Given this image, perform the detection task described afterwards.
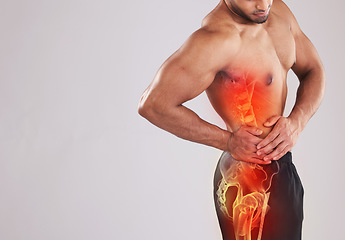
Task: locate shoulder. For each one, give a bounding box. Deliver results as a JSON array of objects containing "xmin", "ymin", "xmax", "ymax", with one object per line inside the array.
[
  {"xmin": 169, "ymin": 26, "xmax": 239, "ymax": 72},
  {"xmin": 175, "ymin": 18, "xmax": 241, "ymax": 63},
  {"xmin": 164, "ymin": 8, "xmax": 241, "ymax": 72},
  {"xmin": 271, "ymin": 0, "xmax": 294, "ymax": 18},
  {"xmin": 184, "ymin": 27, "xmax": 239, "ymax": 50},
  {"xmin": 271, "ymin": 0, "xmax": 301, "ymax": 33},
  {"xmin": 201, "ymin": 6, "xmax": 240, "ymax": 37},
  {"xmin": 179, "ymin": 9, "xmax": 241, "ymax": 56}
]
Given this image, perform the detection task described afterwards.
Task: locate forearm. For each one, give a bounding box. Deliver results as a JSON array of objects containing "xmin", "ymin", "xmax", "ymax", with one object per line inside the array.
[
  {"xmin": 289, "ymin": 67, "xmax": 326, "ymax": 131},
  {"xmin": 139, "ymin": 103, "xmax": 231, "ymax": 151}
]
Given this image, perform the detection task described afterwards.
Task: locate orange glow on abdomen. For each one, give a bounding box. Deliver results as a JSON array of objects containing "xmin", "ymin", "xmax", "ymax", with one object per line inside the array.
[{"xmin": 206, "ymin": 71, "xmax": 282, "ymax": 136}]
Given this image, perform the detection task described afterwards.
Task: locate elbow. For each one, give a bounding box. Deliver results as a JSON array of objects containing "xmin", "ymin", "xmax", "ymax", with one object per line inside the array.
[
  {"xmin": 301, "ymin": 63, "xmax": 326, "ymax": 85},
  {"xmin": 138, "ymin": 95, "xmax": 151, "ymax": 119},
  {"xmin": 138, "ymin": 92, "xmax": 162, "ymax": 121},
  {"xmin": 138, "ymin": 103, "xmax": 150, "ymax": 120},
  {"xmin": 138, "ymin": 86, "xmax": 176, "ymax": 123},
  {"xmin": 314, "ymin": 63, "xmax": 326, "ymax": 91},
  {"xmin": 316, "ymin": 61, "xmax": 326, "ymax": 82},
  {"xmin": 315, "ymin": 62, "xmax": 326, "ymax": 80}
]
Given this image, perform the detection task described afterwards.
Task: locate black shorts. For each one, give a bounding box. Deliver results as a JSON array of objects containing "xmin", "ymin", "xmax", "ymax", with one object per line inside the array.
[{"xmin": 213, "ymin": 151, "xmax": 304, "ymax": 240}]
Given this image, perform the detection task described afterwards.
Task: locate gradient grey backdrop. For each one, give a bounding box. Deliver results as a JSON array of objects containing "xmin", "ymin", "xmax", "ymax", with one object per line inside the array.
[{"xmin": 0, "ymin": 0, "xmax": 343, "ymax": 239}]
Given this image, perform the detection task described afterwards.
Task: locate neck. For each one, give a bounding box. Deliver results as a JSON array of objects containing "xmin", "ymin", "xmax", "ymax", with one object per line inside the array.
[
  {"xmin": 223, "ymin": 0, "xmax": 239, "ymax": 17},
  {"xmin": 222, "ymin": 0, "xmax": 253, "ymax": 25}
]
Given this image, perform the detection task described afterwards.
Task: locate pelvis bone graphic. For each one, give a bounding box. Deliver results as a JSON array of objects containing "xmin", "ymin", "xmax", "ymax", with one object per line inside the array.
[{"xmin": 216, "ymin": 152, "xmax": 279, "ymax": 240}]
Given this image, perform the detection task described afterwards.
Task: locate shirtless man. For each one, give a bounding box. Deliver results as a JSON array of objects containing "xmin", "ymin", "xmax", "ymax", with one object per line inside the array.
[{"xmin": 138, "ymin": 0, "xmax": 325, "ymax": 239}]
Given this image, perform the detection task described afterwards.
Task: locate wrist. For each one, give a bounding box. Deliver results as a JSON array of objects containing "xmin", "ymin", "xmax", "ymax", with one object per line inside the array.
[
  {"xmin": 221, "ymin": 130, "xmax": 232, "ymax": 152},
  {"xmin": 288, "ymin": 106, "xmax": 309, "ymax": 131},
  {"xmin": 287, "ymin": 115, "xmax": 304, "ymax": 134}
]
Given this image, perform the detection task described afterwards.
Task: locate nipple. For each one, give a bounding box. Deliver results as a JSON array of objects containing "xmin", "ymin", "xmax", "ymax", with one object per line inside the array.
[{"xmin": 266, "ymin": 75, "xmax": 273, "ymax": 85}]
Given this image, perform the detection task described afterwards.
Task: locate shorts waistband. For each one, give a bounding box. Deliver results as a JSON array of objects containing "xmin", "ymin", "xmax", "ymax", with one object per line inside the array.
[
  {"xmin": 220, "ymin": 151, "xmax": 293, "ymax": 164},
  {"xmin": 277, "ymin": 151, "xmax": 292, "ymax": 163}
]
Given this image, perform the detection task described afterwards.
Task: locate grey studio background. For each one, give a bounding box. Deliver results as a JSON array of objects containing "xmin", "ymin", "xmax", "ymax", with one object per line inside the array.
[{"xmin": 0, "ymin": 0, "xmax": 343, "ymax": 239}]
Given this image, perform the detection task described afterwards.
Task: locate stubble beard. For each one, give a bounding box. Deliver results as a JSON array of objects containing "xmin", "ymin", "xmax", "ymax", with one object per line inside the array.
[
  {"xmin": 230, "ymin": 2, "xmax": 270, "ymax": 24},
  {"xmin": 253, "ymin": 14, "xmax": 269, "ymax": 24}
]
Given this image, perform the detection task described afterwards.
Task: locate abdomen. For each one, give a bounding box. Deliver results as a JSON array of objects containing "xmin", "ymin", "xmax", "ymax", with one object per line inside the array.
[{"xmin": 206, "ymin": 70, "xmax": 287, "ymax": 138}]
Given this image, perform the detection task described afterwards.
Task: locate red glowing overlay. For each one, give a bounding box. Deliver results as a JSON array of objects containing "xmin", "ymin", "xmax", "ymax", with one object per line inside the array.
[
  {"xmin": 207, "ymin": 70, "xmax": 284, "ymax": 134},
  {"xmin": 210, "ymin": 70, "xmax": 283, "ymax": 240}
]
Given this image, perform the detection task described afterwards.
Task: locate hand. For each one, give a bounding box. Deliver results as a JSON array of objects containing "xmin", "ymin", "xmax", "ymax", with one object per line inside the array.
[
  {"xmin": 256, "ymin": 116, "xmax": 301, "ymax": 161},
  {"xmin": 227, "ymin": 125, "xmax": 271, "ymax": 164}
]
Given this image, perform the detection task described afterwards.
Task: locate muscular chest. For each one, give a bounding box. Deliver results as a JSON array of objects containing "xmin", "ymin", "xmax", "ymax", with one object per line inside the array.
[
  {"xmin": 232, "ymin": 19, "xmax": 296, "ymax": 72},
  {"xmin": 206, "ymin": 22, "xmax": 294, "ymax": 119},
  {"xmin": 265, "ymin": 19, "xmax": 296, "ymax": 70}
]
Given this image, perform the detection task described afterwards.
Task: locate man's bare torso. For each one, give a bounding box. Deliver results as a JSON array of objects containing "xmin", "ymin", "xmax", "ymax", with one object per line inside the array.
[
  {"xmin": 139, "ymin": 0, "xmax": 324, "ymax": 163},
  {"xmin": 204, "ymin": 1, "xmax": 295, "ymax": 138}
]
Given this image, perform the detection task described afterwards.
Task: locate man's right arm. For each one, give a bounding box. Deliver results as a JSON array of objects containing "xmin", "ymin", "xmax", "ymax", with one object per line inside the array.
[{"xmin": 138, "ymin": 28, "xmax": 268, "ymax": 164}]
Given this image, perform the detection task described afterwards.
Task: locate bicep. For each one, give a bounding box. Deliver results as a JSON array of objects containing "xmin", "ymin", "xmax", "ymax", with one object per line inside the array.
[
  {"xmin": 148, "ymin": 30, "xmax": 232, "ymax": 107},
  {"xmin": 151, "ymin": 55, "xmax": 215, "ymax": 107},
  {"xmin": 291, "ymin": 29, "xmax": 323, "ymax": 79},
  {"xmin": 286, "ymin": 8, "xmax": 323, "ymax": 79}
]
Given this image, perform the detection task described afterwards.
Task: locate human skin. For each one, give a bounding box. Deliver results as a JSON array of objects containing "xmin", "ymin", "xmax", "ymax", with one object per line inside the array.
[{"xmin": 138, "ymin": 0, "xmax": 325, "ymax": 164}]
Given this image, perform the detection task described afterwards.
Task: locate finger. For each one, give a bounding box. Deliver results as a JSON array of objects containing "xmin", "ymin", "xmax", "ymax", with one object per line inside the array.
[
  {"xmin": 272, "ymin": 144, "xmax": 291, "ymax": 160},
  {"xmin": 251, "ymin": 135, "xmax": 263, "ymax": 145},
  {"xmin": 263, "ymin": 115, "xmax": 281, "ymax": 127},
  {"xmin": 253, "ymin": 150, "xmax": 266, "ymax": 160},
  {"xmin": 257, "ymin": 130, "xmax": 280, "ymax": 149},
  {"xmin": 257, "ymin": 135, "xmax": 283, "ymax": 155},
  {"xmin": 264, "ymin": 143, "xmax": 289, "ymax": 161},
  {"xmin": 246, "ymin": 157, "xmax": 272, "ymax": 165},
  {"xmin": 239, "ymin": 144, "xmax": 264, "ymax": 159},
  {"xmin": 250, "ymin": 151, "xmax": 267, "ymax": 161},
  {"xmin": 272, "ymin": 149, "xmax": 288, "ymax": 161},
  {"xmin": 255, "ymin": 149, "xmax": 270, "ymax": 159},
  {"xmin": 244, "ymin": 126, "xmax": 263, "ymax": 136},
  {"xmin": 246, "ymin": 137, "xmax": 265, "ymax": 153}
]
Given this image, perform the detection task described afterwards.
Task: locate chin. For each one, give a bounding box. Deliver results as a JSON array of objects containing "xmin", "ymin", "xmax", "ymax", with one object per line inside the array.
[{"xmin": 254, "ymin": 15, "xmax": 269, "ymax": 24}]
